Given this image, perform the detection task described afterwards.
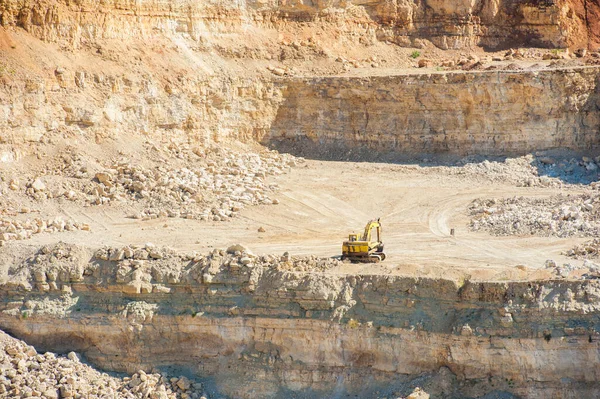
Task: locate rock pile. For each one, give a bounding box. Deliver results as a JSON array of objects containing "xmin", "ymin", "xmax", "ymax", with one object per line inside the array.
[
  {"xmin": 469, "ymin": 194, "xmax": 600, "ymax": 237},
  {"xmin": 0, "ymin": 329, "xmax": 210, "ymax": 399},
  {"xmin": 533, "ymin": 155, "xmax": 600, "ymax": 185},
  {"xmin": 451, "ymin": 155, "xmax": 544, "ymax": 186},
  {"xmin": 0, "ymin": 216, "xmax": 89, "ymax": 244},
  {"xmin": 543, "ymin": 259, "xmax": 600, "ymax": 279},
  {"xmin": 565, "ymin": 239, "xmax": 600, "ymax": 259},
  {"xmin": 86, "ymin": 148, "xmax": 297, "ymax": 221},
  {"xmin": 443, "ymin": 154, "xmax": 600, "ymax": 187},
  {"xmin": 274, "ymin": 253, "xmax": 343, "ymax": 272},
  {"xmin": 6, "ymin": 175, "xmax": 80, "ymax": 202},
  {"xmin": 12, "ymin": 147, "xmax": 298, "ymax": 222},
  {"xmin": 7, "ymin": 242, "xmax": 343, "ymax": 295}
]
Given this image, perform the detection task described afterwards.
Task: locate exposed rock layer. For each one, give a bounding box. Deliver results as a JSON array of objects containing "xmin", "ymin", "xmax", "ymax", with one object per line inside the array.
[
  {"xmin": 266, "ymin": 67, "xmax": 600, "ymax": 157},
  {"xmin": 0, "ymin": 72, "xmax": 281, "ymax": 146},
  {"xmin": 2, "ymin": 244, "xmax": 600, "ymax": 398},
  {"xmin": 0, "ymin": 0, "xmax": 596, "ymax": 50},
  {"xmin": 3, "ymin": 63, "xmax": 600, "ymax": 157}
]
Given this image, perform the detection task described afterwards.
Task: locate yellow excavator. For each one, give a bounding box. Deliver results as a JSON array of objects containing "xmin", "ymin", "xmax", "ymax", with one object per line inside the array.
[{"xmin": 341, "ymin": 218, "xmax": 386, "ymax": 263}]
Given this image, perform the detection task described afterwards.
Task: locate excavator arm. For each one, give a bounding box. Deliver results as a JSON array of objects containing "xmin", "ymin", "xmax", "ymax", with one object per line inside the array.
[{"xmin": 362, "ymin": 218, "xmax": 381, "ymax": 242}]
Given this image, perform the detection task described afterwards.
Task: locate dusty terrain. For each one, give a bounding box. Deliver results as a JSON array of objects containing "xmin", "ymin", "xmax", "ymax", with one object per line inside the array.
[
  {"xmin": 3, "ymin": 143, "xmax": 598, "ymax": 282},
  {"xmin": 1, "ymin": 0, "xmax": 600, "ymax": 398}
]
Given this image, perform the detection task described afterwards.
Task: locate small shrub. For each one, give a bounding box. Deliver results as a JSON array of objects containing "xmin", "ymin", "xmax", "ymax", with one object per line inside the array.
[
  {"xmin": 410, "ymin": 50, "xmax": 421, "ymax": 59},
  {"xmin": 347, "ymin": 318, "xmax": 361, "ymax": 328}
]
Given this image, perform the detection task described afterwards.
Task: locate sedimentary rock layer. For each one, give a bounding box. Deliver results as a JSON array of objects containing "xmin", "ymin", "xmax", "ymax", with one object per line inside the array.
[
  {"xmin": 3, "ymin": 62, "xmax": 600, "ymax": 157},
  {"xmin": 0, "ymin": 0, "xmax": 596, "ymax": 49},
  {"xmin": 0, "ymin": 72, "xmax": 282, "ymax": 145},
  {"xmin": 2, "ymin": 244, "xmax": 600, "ymax": 398},
  {"xmin": 266, "ymin": 67, "xmax": 600, "ymax": 157}
]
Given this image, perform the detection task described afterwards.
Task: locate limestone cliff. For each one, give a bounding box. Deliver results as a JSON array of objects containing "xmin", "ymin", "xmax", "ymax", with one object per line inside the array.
[
  {"xmin": 266, "ymin": 67, "xmax": 600, "ymax": 158},
  {"xmin": 0, "ymin": 0, "xmax": 596, "ymax": 50},
  {"xmin": 3, "ymin": 59, "xmax": 600, "ymax": 157},
  {"xmin": 0, "ymin": 71, "xmax": 281, "ymax": 146},
  {"xmin": 2, "ymin": 243, "xmax": 600, "ymax": 398}
]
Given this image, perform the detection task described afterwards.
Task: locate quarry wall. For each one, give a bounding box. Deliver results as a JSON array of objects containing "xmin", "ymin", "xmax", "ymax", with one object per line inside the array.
[
  {"xmin": 2, "ymin": 246, "xmax": 600, "ymax": 398},
  {"xmin": 265, "ymin": 68, "xmax": 600, "ymax": 158},
  {"xmin": 2, "ymin": 65, "xmax": 599, "ymax": 157},
  {"xmin": 0, "ymin": 0, "xmax": 597, "ymax": 50}
]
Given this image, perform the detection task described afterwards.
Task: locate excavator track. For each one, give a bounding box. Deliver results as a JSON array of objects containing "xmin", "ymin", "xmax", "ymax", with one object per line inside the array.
[
  {"xmin": 343, "ymin": 253, "xmax": 386, "ymax": 263},
  {"xmin": 368, "ymin": 252, "xmax": 386, "ymax": 262}
]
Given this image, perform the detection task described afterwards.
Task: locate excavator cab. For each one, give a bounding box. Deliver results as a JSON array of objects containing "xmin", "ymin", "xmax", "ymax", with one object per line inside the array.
[{"xmin": 341, "ymin": 218, "xmax": 386, "ymax": 263}]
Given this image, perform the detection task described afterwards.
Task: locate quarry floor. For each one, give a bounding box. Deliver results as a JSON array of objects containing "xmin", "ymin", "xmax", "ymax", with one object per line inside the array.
[{"xmin": 19, "ymin": 157, "xmax": 585, "ymax": 282}]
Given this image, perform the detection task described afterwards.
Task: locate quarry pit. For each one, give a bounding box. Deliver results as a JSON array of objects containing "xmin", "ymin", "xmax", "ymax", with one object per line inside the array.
[{"xmin": 1, "ymin": 0, "xmax": 600, "ymax": 398}]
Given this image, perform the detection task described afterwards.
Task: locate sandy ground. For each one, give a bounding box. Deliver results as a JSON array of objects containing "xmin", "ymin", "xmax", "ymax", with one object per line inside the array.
[{"xmin": 15, "ymin": 159, "xmax": 584, "ymax": 282}]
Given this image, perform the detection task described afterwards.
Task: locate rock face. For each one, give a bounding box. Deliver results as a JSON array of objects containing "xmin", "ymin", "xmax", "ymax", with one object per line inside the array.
[
  {"xmin": 4, "ymin": 59, "xmax": 599, "ymax": 158},
  {"xmin": 3, "ymin": 243, "xmax": 600, "ymax": 398},
  {"xmin": 0, "ymin": 72, "xmax": 282, "ymax": 147},
  {"xmin": 265, "ymin": 68, "xmax": 600, "ymax": 157},
  {"xmin": 0, "ymin": 0, "xmax": 596, "ymax": 50}
]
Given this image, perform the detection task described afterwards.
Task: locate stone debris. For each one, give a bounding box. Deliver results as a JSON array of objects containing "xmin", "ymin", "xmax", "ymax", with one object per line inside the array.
[
  {"xmin": 267, "ymin": 65, "xmax": 296, "ymax": 76},
  {"xmin": 83, "ymin": 147, "xmax": 297, "ymax": 221},
  {"xmin": 441, "ymin": 154, "xmax": 600, "ymax": 187},
  {"xmin": 405, "ymin": 387, "xmax": 430, "ymax": 399},
  {"xmin": 565, "ymin": 239, "xmax": 600, "ymax": 259},
  {"xmin": 533, "ymin": 155, "xmax": 600, "ymax": 185},
  {"xmin": 5, "ymin": 242, "xmax": 343, "ymax": 296},
  {"xmin": 469, "ymin": 194, "xmax": 600, "ymax": 237},
  {"xmin": 12, "ymin": 146, "xmax": 298, "ymax": 222},
  {"xmin": 0, "ymin": 329, "xmax": 211, "ymax": 399},
  {"xmin": 0, "ymin": 216, "xmax": 89, "ymax": 244},
  {"xmin": 446, "ymin": 155, "xmax": 544, "ymax": 186},
  {"xmin": 30, "ymin": 178, "xmax": 46, "ymax": 192},
  {"xmin": 543, "ymin": 259, "xmax": 600, "ymax": 279}
]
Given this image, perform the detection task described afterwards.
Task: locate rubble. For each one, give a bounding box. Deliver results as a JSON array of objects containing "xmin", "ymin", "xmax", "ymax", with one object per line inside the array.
[
  {"xmin": 442, "ymin": 153, "xmax": 600, "ymax": 187},
  {"xmin": 469, "ymin": 194, "xmax": 600, "ymax": 237},
  {"xmin": 0, "ymin": 329, "xmax": 211, "ymax": 399},
  {"xmin": 9, "ymin": 146, "xmax": 298, "ymax": 223},
  {"xmin": 6, "ymin": 243, "xmax": 343, "ymax": 296},
  {"xmin": 75, "ymin": 147, "xmax": 298, "ymax": 221},
  {"xmin": 0, "ymin": 216, "xmax": 89, "ymax": 244},
  {"xmin": 542, "ymin": 258, "xmax": 600, "ymax": 279},
  {"xmin": 448, "ymin": 155, "xmax": 543, "ymax": 186},
  {"xmin": 565, "ymin": 239, "xmax": 600, "ymax": 259},
  {"xmin": 405, "ymin": 387, "xmax": 430, "ymax": 399}
]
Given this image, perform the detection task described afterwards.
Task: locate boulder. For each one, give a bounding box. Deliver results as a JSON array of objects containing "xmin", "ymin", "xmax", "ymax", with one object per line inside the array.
[
  {"xmin": 31, "ymin": 178, "xmax": 46, "ymax": 192},
  {"xmin": 227, "ymin": 244, "xmax": 250, "ymax": 254}
]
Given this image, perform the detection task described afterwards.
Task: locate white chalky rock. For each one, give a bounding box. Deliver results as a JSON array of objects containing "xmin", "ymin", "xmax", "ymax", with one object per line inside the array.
[
  {"xmin": 227, "ymin": 244, "xmax": 250, "ymax": 254},
  {"xmin": 240, "ymin": 257, "xmax": 252, "ymax": 265},
  {"xmin": 31, "ymin": 178, "xmax": 46, "ymax": 192}
]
